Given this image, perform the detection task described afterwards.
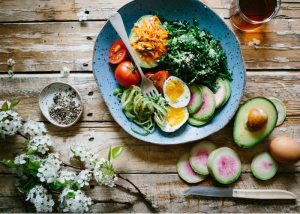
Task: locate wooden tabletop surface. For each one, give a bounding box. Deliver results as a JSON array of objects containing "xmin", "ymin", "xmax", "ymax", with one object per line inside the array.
[{"xmin": 0, "ymin": 0, "xmax": 299, "ymax": 212}]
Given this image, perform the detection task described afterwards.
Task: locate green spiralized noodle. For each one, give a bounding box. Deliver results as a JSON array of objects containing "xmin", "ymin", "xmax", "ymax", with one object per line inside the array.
[{"xmin": 115, "ymin": 86, "xmax": 168, "ymax": 135}]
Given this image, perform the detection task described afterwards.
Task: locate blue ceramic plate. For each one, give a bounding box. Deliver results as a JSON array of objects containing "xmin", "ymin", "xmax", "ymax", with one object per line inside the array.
[{"xmin": 93, "ymin": 0, "xmax": 245, "ymax": 145}]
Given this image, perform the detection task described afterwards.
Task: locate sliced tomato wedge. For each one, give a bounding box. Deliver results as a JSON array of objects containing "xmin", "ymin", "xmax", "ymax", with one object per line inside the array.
[
  {"xmin": 145, "ymin": 70, "xmax": 169, "ymax": 93},
  {"xmin": 109, "ymin": 40, "xmax": 127, "ymax": 64}
]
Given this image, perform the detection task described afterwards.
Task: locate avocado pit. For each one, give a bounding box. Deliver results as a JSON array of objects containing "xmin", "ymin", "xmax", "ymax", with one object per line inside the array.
[{"xmin": 246, "ymin": 108, "xmax": 268, "ymax": 131}]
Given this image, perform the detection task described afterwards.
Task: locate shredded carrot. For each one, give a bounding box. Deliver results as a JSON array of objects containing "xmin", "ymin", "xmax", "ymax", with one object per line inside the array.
[{"xmin": 131, "ymin": 16, "xmax": 168, "ymax": 65}]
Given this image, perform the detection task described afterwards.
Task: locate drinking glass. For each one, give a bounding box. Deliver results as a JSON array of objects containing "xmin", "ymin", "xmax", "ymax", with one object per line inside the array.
[{"xmin": 230, "ymin": 0, "xmax": 281, "ymax": 32}]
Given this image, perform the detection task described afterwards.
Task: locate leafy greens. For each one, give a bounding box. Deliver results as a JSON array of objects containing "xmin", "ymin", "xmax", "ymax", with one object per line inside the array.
[{"xmin": 159, "ymin": 19, "xmax": 231, "ymax": 92}]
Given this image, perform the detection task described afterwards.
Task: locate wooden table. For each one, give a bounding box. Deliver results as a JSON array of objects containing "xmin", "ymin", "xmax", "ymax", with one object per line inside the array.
[{"xmin": 0, "ymin": 0, "xmax": 299, "ymax": 212}]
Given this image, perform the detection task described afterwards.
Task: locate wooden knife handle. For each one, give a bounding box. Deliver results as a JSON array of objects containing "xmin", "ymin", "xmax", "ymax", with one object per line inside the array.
[{"xmin": 233, "ymin": 189, "xmax": 297, "ymax": 199}]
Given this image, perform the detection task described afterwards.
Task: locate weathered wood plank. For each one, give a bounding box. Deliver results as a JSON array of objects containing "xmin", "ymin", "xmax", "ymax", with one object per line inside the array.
[
  {"xmin": 0, "ymin": 72, "xmax": 299, "ymax": 122},
  {"xmin": 0, "ymin": 120, "xmax": 299, "ymax": 173},
  {"xmin": 0, "ymin": 19, "xmax": 299, "ymax": 72},
  {"xmin": 0, "ymin": 0, "xmax": 299, "ymax": 22},
  {"xmin": 0, "ymin": 174, "xmax": 299, "ymax": 213}
]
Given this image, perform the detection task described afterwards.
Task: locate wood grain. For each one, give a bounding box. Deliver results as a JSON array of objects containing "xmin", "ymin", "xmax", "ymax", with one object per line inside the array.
[
  {"xmin": 0, "ymin": 72, "xmax": 299, "ymax": 122},
  {"xmin": 1, "ymin": 120, "xmax": 299, "ymax": 174},
  {"xmin": 0, "ymin": 19, "xmax": 299, "ymax": 72},
  {"xmin": 0, "ymin": 0, "xmax": 298, "ymax": 22},
  {"xmin": 0, "ymin": 174, "xmax": 299, "ymax": 213}
]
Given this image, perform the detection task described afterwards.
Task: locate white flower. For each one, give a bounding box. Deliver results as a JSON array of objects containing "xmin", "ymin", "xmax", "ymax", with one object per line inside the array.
[
  {"xmin": 23, "ymin": 120, "xmax": 47, "ymax": 137},
  {"xmin": 208, "ymin": 49, "xmax": 216, "ymax": 58},
  {"xmin": 26, "ymin": 185, "xmax": 54, "ymax": 213},
  {"xmin": 27, "ymin": 135, "xmax": 52, "ymax": 154},
  {"xmin": 75, "ymin": 170, "xmax": 92, "ymax": 188},
  {"xmin": 14, "ymin": 154, "xmax": 40, "ymax": 165},
  {"xmin": 60, "ymin": 188, "xmax": 92, "ymax": 213},
  {"xmin": 70, "ymin": 146, "xmax": 97, "ymax": 169},
  {"xmin": 7, "ymin": 58, "xmax": 15, "ymax": 67},
  {"xmin": 60, "ymin": 67, "xmax": 70, "ymax": 78},
  {"xmin": 37, "ymin": 153, "xmax": 62, "ymax": 183},
  {"xmin": 0, "ymin": 110, "xmax": 22, "ymax": 137},
  {"xmin": 93, "ymin": 158, "xmax": 117, "ymax": 187},
  {"xmin": 8, "ymin": 70, "xmax": 14, "ymax": 78},
  {"xmin": 77, "ymin": 10, "xmax": 89, "ymax": 22},
  {"xmin": 57, "ymin": 169, "xmax": 76, "ymax": 184}
]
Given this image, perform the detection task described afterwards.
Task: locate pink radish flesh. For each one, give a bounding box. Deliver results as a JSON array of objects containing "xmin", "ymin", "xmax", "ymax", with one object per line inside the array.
[
  {"xmin": 194, "ymin": 150, "xmax": 209, "ymax": 168},
  {"xmin": 195, "ymin": 93, "xmax": 210, "ymax": 115},
  {"xmin": 217, "ymin": 155, "xmax": 239, "ymax": 178},
  {"xmin": 262, "ymin": 161, "xmax": 273, "ymax": 170},
  {"xmin": 182, "ymin": 159, "xmax": 199, "ymax": 177}
]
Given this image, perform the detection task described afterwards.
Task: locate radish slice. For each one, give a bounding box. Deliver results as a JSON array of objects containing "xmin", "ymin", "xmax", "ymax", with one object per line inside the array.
[
  {"xmin": 177, "ymin": 153, "xmax": 206, "ymax": 184},
  {"xmin": 251, "ymin": 152, "xmax": 278, "ymax": 180},
  {"xmin": 189, "ymin": 141, "xmax": 216, "ymax": 175},
  {"xmin": 207, "ymin": 147, "xmax": 241, "ymax": 184}
]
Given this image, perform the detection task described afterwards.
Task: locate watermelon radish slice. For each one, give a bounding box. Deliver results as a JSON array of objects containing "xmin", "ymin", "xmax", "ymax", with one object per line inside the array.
[
  {"xmin": 177, "ymin": 153, "xmax": 206, "ymax": 184},
  {"xmin": 207, "ymin": 147, "xmax": 241, "ymax": 184},
  {"xmin": 268, "ymin": 97, "xmax": 286, "ymax": 126},
  {"xmin": 192, "ymin": 86, "xmax": 216, "ymax": 121},
  {"xmin": 251, "ymin": 152, "xmax": 278, "ymax": 180},
  {"xmin": 214, "ymin": 78, "xmax": 231, "ymax": 109},
  {"xmin": 188, "ymin": 117, "xmax": 208, "ymax": 127},
  {"xmin": 189, "ymin": 141, "xmax": 217, "ymax": 175},
  {"xmin": 188, "ymin": 84, "xmax": 203, "ymax": 114}
]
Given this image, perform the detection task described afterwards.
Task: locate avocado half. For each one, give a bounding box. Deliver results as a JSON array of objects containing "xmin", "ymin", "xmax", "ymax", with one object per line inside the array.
[
  {"xmin": 129, "ymin": 15, "xmax": 160, "ymax": 68},
  {"xmin": 233, "ymin": 97, "xmax": 278, "ymax": 148}
]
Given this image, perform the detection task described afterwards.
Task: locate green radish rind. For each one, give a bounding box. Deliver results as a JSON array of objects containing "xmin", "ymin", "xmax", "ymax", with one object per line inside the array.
[
  {"xmin": 188, "ymin": 117, "xmax": 209, "ymax": 127},
  {"xmin": 189, "ymin": 141, "xmax": 217, "ymax": 176},
  {"xmin": 207, "ymin": 147, "xmax": 241, "ymax": 185},
  {"xmin": 233, "ymin": 97, "xmax": 278, "ymax": 148},
  {"xmin": 192, "ymin": 85, "xmax": 216, "ymax": 121},
  {"xmin": 177, "ymin": 153, "xmax": 206, "ymax": 184},
  {"xmin": 251, "ymin": 152, "xmax": 278, "ymax": 181},
  {"xmin": 268, "ymin": 97, "xmax": 286, "ymax": 126},
  {"xmin": 188, "ymin": 84, "xmax": 203, "ymax": 114},
  {"xmin": 129, "ymin": 15, "xmax": 159, "ymax": 68},
  {"xmin": 214, "ymin": 78, "xmax": 231, "ymax": 109}
]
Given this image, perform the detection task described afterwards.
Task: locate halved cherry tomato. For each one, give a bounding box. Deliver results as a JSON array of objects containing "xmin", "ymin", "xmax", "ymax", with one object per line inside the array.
[
  {"xmin": 148, "ymin": 70, "xmax": 170, "ymax": 93},
  {"xmin": 109, "ymin": 40, "xmax": 127, "ymax": 64},
  {"xmin": 115, "ymin": 61, "xmax": 141, "ymax": 87}
]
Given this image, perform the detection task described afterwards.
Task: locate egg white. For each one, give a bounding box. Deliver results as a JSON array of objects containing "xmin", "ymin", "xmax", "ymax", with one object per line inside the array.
[
  {"xmin": 163, "ymin": 76, "xmax": 191, "ymax": 108},
  {"xmin": 158, "ymin": 107, "xmax": 189, "ymax": 133}
]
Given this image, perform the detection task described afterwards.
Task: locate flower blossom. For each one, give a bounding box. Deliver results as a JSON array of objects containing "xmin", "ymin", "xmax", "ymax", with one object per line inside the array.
[
  {"xmin": 93, "ymin": 158, "xmax": 117, "ymax": 187},
  {"xmin": 14, "ymin": 154, "xmax": 40, "ymax": 165},
  {"xmin": 59, "ymin": 188, "xmax": 92, "ymax": 213},
  {"xmin": 23, "ymin": 120, "xmax": 47, "ymax": 137},
  {"xmin": 7, "ymin": 58, "xmax": 15, "ymax": 67},
  {"xmin": 37, "ymin": 153, "xmax": 62, "ymax": 183},
  {"xmin": 0, "ymin": 109, "xmax": 22, "ymax": 137},
  {"xmin": 26, "ymin": 185, "xmax": 55, "ymax": 213},
  {"xmin": 75, "ymin": 169, "xmax": 92, "ymax": 188},
  {"xmin": 70, "ymin": 146, "xmax": 97, "ymax": 169},
  {"xmin": 57, "ymin": 169, "xmax": 76, "ymax": 184},
  {"xmin": 27, "ymin": 135, "xmax": 52, "ymax": 154}
]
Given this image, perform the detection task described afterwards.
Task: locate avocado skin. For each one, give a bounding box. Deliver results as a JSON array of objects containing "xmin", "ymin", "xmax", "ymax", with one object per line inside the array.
[{"xmin": 233, "ymin": 97, "xmax": 278, "ymax": 148}]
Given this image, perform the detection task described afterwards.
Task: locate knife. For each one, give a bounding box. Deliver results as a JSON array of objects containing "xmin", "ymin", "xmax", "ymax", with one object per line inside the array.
[{"xmin": 183, "ymin": 186, "xmax": 297, "ymax": 200}]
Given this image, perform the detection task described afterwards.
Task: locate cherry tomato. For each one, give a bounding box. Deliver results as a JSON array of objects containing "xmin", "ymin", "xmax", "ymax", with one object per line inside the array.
[
  {"xmin": 151, "ymin": 70, "xmax": 170, "ymax": 93},
  {"xmin": 115, "ymin": 61, "xmax": 141, "ymax": 87},
  {"xmin": 109, "ymin": 40, "xmax": 127, "ymax": 64}
]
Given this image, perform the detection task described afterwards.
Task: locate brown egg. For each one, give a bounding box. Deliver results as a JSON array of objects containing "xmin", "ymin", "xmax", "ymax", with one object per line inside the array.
[{"xmin": 270, "ymin": 136, "xmax": 300, "ymax": 164}]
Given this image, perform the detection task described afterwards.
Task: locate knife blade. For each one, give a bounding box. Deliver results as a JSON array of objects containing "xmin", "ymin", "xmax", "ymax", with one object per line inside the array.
[{"xmin": 183, "ymin": 186, "xmax": 297, "ymax": 200}]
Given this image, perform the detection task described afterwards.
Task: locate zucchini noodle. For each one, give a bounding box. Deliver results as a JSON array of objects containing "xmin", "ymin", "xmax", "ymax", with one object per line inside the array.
[{"xmin": 114, "ymin": 86, "xmax": 168, "ymax": 135}]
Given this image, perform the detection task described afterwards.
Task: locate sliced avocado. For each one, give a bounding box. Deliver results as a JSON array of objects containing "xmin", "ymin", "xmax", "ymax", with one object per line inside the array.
[
  {"xmin": 129, "ymin": 15, "xmax": 160, "ymax": 68},
  {"xmin": 233, "ymin": 97, "xmax": 278, "ymax": 148}
]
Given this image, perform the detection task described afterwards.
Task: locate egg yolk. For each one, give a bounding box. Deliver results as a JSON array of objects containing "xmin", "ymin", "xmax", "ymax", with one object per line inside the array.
[
  {"xmin": 166, "ymin": 80, "xmax": 184, "ymax": 102},
  {"xmin": 166, "ymin": 107, "xmax": 186, "ymax": 126}
]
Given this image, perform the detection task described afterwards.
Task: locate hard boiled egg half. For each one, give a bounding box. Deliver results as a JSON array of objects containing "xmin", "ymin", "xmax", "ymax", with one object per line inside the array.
[
  {"xmin": 158, "ymin": 106, "xmax": 189, "ymax": 132},
  {"xmin": 163, "ymin": 76, "xmax": 191, "ymax": 108}
]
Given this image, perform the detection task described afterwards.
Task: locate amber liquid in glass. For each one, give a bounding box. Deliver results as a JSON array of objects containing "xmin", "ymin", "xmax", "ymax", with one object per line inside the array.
[{"xmin": 231, "ymin": 0, "xmax": 278, "ymax": 31}]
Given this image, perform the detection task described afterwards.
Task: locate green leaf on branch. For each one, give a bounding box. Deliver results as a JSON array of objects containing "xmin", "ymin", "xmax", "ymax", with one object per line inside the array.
[
  {"xmin": 1, "ymin": 101, "xmax": 8, "ymax": 111},
  {"xmin": 111, "ymin": 146, "xmax": 124, "ymax": 159},
  {"xmin": 17, "ymin": 179, "xmax": 37, "ymax": 194},
  {"xmin": 9, "ymin": 99, "xmax": 20, "ymax": 109},
  {"xmin": 51, "ymin": 181, "xmax": 64, "ymax": 190},
  {"xmin": 67, "ymin": 191, "xmax": 76, "ymax": 199},
  {"xmin": 0, "ymin": 160, "xmax": 17, "ymax": 169}
]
